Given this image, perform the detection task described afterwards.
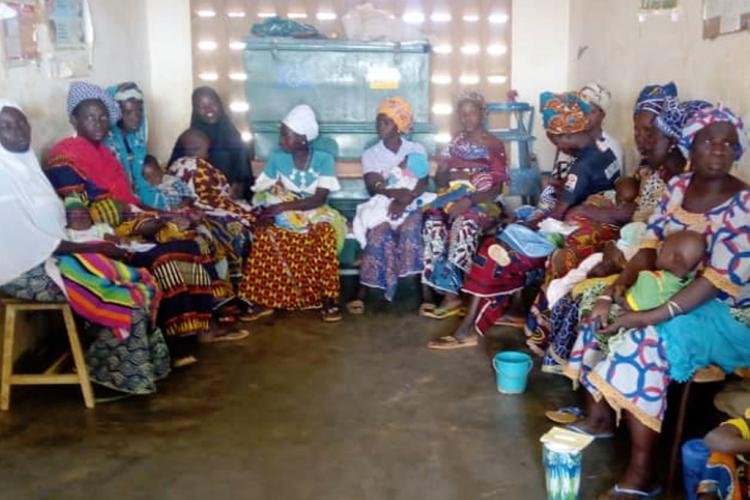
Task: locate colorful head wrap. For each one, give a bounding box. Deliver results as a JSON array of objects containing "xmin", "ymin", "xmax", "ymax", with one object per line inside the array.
[
  {"xmin": 579, "ymin": 82, "xmax": 611, "ymax": 112},
  {"xmin": 63, "ymin": 194, "xmax": 87, "ymax": 212},
  {"xmin": 282, "ymin": 104, "xmax": 319, "ymax": 142},
  {"xmin": 633, "ymin": 82, "xmax": 678, "ymax": 116},
  {"xmin": 654, "ymin": 97, "xmax": 712, "ymax": 140},
  {"xmin": 67, "ymin": 81, "xmax": 122, "ymax": 125},
  {"xmin": 456, "ymin": 90, "xmax": 486, "ymax": 110},
  {"xmin": 90, "ymin": 198, "xmax": 124, "ymax": 227},
  {"xmin": 679, "ymin": 104, "xmax": 749, "ymax": 161},
  {"xmin": 539, "ymin": 91, "xmax": 592, "ymax": 135},
  {"xmin": 112, "ymin": 81, "xmax": 144, "ymax": 103},
  {"xmin": 377, "ymin": 96, "xmax": 413, "ymax": 133}
]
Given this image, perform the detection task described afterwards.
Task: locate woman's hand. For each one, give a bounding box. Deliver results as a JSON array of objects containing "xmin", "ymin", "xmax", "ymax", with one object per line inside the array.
[
  {"xmin": 84, "ymin": 242, "xmax": 129, "ymax": 260},
  {"xmin": 387, "ymin": 188, "xmax": 413, "ymax": 206},
  {"xmin": 132, "ymin": 218, "xmax": 166, "ymax": 238},
  {"xmin": 446, "ymin": 197, "xmax": 472, "ymax": 221},
  {"xmin": 589, "ymin": 297, "xmax": 614, "ymax": 329},
  {"xmin": 258, "ymin": 204, "xmax": 284, "ymax": 222},
  {"xmin": 388, "ymin": 199, "xmax": 406, "ymax": 219},
  {"xmin": 600, "ymin": 310, "xmax": 654, "ymax": 335}
]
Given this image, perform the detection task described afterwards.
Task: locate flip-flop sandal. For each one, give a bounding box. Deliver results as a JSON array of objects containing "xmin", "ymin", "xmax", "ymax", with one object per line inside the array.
[
  {"xmin": 421, "ymin": 306, "xmax": 465, "ymax": 320},
  {"xmin": 419, "ymin": 302, "xmax": 436, "ymax": 316},
  {"xmin": 494, "ymin": 315, "xmax": 526, "ymax": 327},
  {"xmin": 346, "ymin": 300, "xmax": 365, "ymax": 315},
  {"xmin": 564, "ymin": 423, "xmax": 614, "ymax": 440},
  {"xmin": 428, "ymin": 335, "xmax": 478, "ymax": 350},
  {"xmin": 598, "ymin": 485, "xmax": 662, "ymax": 499},
  {"xmin": 172, "ymin": 355, "xmax": 198, "ymax": 368},
  {"xmin": 239, "ymin": 307, "xmax": 274, "ymax": 322},
  {"xmin": 322, "ymin": 305, "xmax": 343, "ymax": 323},
  {"xmin": 217, "ymin": 314, "xmax": 238, "ymax": 325},
  {"xmin": 208, "ymin": 329, "xmax": 250, "ymax": 343},
  {"xmin": 545, "ymin": 406, "xmax": 585, "ymax": 424}
]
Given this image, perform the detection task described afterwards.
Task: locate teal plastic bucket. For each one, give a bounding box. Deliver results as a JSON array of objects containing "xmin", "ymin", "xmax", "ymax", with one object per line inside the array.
[{"xmin": 492, "ymin": 351, "xmax": 533, "ymax": 394}]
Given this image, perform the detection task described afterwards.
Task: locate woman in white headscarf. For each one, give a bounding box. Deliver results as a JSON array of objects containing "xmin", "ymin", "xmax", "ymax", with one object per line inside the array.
[
  {"xmin": 0, "ymin": 100, "xmax": 170, "ymax": 397},
  {"xmin": 237, "ymin": 104, "xmax": 346, "ymax": 322}
]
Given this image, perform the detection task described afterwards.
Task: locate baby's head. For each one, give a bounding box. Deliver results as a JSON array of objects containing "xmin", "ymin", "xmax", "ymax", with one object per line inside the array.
[
  {"xmin": 142, "ymin": 154, "xmax": 163, "ymax": 187},
  {"xmin": 65, "ymin": 195, "xmax": 92, "ymax": 231},
  {"xmin": 588, "ymin": 241, "xmax": 626, "ymax": 278},
  {"xmin": 656, "ymin": 230, "xmax": 706, "ymax": 278},
  {"xmin": 614, "ymin": 176, "xmax": 639, "ymax": 205},
  {"xmin": 173, "ymin": 128, "xmax": 210, "ymax": 162}
]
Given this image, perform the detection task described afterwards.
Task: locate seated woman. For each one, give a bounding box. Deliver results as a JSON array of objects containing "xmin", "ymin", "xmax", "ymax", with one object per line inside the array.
[
  {"xmin": 527, "ymin": 93, "xmax": 711, "ymax": 364},
  {"xmin": 421, "ymin": 91, "xmax": 508, "ymax": 319},
  {"xmin": 168, "ymin": 128, "xmax": 255, "ymax": 313},
  {"xmin": 238, "ymin": 104, "xmax": 345, "ymax": 322},
  {"xmin": 428, "ymin": 90, "xmax": 622, "ymax": 349},
  {"xmin": 191, "ymin": 86, "xmax": 254, "ymax": 200},
  {"xmin": 346, "ymin": 96, "xmax": 428, "ymax": 312},
  {"xmin": 567, "ymin": 106, "xmax": 750, "ymax": 499},
  {"xmin": 0, "ymin": 100, "xmax": 169, "ymax": 397},
  {"xmin": 105, "ymin": 81, "xmax": 166, "ymax": 209},
  {"xmin": 44, "ymin": 82, "xmax": 215, "ymax": 350}
]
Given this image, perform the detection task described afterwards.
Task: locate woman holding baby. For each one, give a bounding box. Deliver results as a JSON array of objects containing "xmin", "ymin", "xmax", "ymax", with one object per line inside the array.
[
  {"xmin": 420, "ymin": 90, "xmax": 508, "ymax": 320},
  {"xmin": 566, "ymin": 105, "xmax": 750, "ymax": 499},
  {"xmin": 347, "ymin": 96, "xmax": 430, "ymax": 312}
]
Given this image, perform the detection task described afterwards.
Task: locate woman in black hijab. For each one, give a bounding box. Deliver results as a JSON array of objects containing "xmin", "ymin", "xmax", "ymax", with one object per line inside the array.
[{"xmin": 187, "ymin": 86, "xmax": 254, "ymax": 200}]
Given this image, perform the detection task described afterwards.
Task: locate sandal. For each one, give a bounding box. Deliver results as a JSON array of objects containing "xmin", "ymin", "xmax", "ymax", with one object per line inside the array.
[
  {"xmin": 216, "ymin": 303, "xmax": 240, "ymax": 324},
  {"xmin": 205, "ymin": 329, "xmax": 250, "ymax": 343},
  {"xmin": 494, "ymin": 315, "xmax": 526, "ymax": 327},
  {"xmin": 418, "ymin": 302, "xmax": 436, "ymax": 316},
  {"xmin": 346, "ymin": 299, "xmax": 365, "ymax": 315},
  {"xmin": 239, "ymin": 306, "xmax": 274, "ymax": 322},
  {"xmin": 172, "ymin": 355, "xmax": 198, "ymax": 368},
  {"xmin": 322, "ymin": 305, "xmax": 343, "ymax": 323},
  {"xmin": 421, "ymin": 305, "xmax": 465, "ymax": 320},
  {"xmin": 564, "ymin": 423, "xmax": 614, "ymax": 440},
  {"xmin": 428, "ymin": 335, "xmax": 478, "ymax": 350},
  {"xmin": 545, "ymin": 406, "xmax": 584, "ymax": 424},
  {"xmin": 597, "ymin": 484, "xmax": 662, "ymax": 499}
]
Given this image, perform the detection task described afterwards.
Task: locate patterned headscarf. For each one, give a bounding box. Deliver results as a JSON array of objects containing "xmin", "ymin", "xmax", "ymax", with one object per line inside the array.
[
  {"xmin": 456, "ymin": 90, "xmax": 486, "ymax": 111},
  {"xmin": 67, "ymin": 81, "xmax": 122, "ymax": 125},
  {"xmin": 654, "ymin": 97, "xmax": 712, "ymax": 140},
  {"xmin": 579, "ymin": 82, "xmax": 611, "ymax": 112},
  {"xmin": 539, "ymin": 91, "xmax": 592, "ymax": 135},
  {"xmin": 377, "ymin": 96, "xmax": 413, "ymax": 133},
  {"xmin": 633, "ymin": 82, "xmax": 678, "ymax": 116},
  {"xmin": 90, "ymin": 198, "xmax": 124, "ymax": 227},
  {"xmin": 112, "ymin": 81, "xmax": 144, "ymax": 103},
  {"xmin": 679, "ymin": 104, "xmax": 749, "ymax": 161}
]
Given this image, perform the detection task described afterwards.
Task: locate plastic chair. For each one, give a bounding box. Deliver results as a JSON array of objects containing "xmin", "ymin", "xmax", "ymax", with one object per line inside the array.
[{"xmin": 484, "ymin": 101, "xmax": 541, "ymax": 204}]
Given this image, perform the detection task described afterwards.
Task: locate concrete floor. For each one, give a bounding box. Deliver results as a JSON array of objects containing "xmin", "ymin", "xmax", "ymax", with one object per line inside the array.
[{"xmin": 0, "ymin": 292, "xmax": 678, "ymax": 500}]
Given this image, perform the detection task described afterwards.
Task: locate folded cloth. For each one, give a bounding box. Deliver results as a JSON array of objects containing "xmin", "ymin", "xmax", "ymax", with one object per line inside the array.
[
  {"xmin": 538, "ymin": 217, "xmax": 580, "ymax": 236},
  {"xmin": 498, "ymin": 223, "xmax": 558, "ymax": 258},
  {"xmin": 546, "ymin": 252, "xmax": 604, "ymax": 308}
]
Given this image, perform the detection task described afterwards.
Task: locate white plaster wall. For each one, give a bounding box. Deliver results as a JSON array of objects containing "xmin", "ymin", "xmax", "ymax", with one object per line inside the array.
[
  {"xmin": 568, "ymin": 0, "xmax": 750, "ymax": 175},
  {"xmin": 511, "ymin": 0, "xmax": 571, "ymax": 172},
  {"xmin": 142, "ymin": 0, "xmax": 193, "ymax": 161},
  {"xmin": 0, "ymin": 0, "xmax": 150, "ymax": 159}
]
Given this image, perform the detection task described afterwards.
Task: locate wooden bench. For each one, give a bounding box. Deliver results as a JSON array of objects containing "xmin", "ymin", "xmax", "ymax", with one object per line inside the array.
[{"xmin": 1, "ymin": 299, "xmax": 94, "ymax": 410}]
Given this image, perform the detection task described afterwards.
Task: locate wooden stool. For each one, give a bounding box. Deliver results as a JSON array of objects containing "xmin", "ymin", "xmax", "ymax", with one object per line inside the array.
[{"xmin": 1, "ymin": 299, "xmax": 94, "ymax": 410}]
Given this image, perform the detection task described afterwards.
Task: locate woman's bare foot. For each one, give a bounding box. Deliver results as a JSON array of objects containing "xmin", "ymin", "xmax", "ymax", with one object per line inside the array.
[{"xmin": 439, "ymin": 293, "xmax": 463, "ymax": 312}]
